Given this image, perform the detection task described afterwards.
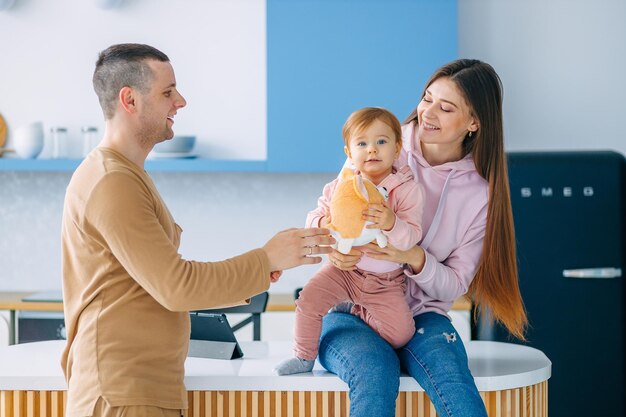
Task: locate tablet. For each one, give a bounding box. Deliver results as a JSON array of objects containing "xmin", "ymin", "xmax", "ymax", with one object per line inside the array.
[{"xmin": 189, "ymin": 312, "xmax": 243, "ymax": 360}]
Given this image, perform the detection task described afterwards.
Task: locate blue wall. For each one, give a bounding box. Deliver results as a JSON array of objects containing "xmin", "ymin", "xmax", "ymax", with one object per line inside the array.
[{"xmin": 267, "ymin": 0, "xmax": 458, "ymax": 172}]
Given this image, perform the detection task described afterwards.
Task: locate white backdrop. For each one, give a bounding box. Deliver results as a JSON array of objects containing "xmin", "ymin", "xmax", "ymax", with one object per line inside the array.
[
  {"xmin": 459, "ymin": 0, "xmax": 626, "ymax": 155},
  {"xmin": 0, "ymin": 0, "xmax": 266, "ymax": 160}
]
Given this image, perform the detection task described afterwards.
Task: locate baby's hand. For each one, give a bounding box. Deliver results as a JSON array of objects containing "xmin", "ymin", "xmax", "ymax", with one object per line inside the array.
[
  {"xmin": 270, "ymin": 270, "xmax": 283, "ymax": 283},
  {"xmin": 319, "ymin": 215, "xmax": 332, "ymax": 228},
  {"xmin": 363, "ymin": 202, "xmax": 396, "ymax": 231}
]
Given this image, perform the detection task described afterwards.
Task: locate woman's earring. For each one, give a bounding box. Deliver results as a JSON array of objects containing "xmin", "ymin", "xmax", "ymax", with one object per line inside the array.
[{"xmin": 468, "ymin": 131, "xmax": 473, "ymax": 138}]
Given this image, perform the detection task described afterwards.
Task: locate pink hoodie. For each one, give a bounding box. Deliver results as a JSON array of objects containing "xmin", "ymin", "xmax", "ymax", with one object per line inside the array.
[{"xmin": 400, "ymin": 121, "xmax": 488, "ymax": 318}]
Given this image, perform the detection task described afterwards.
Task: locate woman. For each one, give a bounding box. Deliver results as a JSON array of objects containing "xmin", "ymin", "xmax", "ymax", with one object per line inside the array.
[{"xmin": 318, "ymin": 59, "xmax": 527, "ymax": 417}]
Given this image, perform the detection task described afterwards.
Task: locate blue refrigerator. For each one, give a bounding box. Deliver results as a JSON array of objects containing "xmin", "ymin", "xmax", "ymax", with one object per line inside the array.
[{"xmin": 475, "ymin": 151, "xmax": 625, "ymax": 417}]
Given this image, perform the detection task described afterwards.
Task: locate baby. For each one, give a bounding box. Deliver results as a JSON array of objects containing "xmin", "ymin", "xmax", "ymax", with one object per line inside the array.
[{"xmin": 274, "ymin": 107, "xmax": 424, "ymax": 375}]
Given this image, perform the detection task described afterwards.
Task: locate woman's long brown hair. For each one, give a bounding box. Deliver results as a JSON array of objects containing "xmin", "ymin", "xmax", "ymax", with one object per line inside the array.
[{"xmin": 405, "ymin": 59, "xmax": 527, "ymax": 340}]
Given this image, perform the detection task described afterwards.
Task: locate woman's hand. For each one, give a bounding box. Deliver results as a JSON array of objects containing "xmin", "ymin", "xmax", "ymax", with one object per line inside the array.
[
  {"xmin": 363, "ymin": 202, "xmax": 396, "ymax": 231},
  {"xmin": 328, "ymin": 247, "xmax": 362, "ymax": 271},
  {"xmin": 363, "ymin": 242, "xmax": 426, "ymax": 274}
]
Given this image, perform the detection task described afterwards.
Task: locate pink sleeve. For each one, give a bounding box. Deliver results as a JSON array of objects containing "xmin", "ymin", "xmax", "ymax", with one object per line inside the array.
[
  {"xmin": 383, "ymin": 181, "xmax": 424, "ymax": 250},
  {"xmin": 305, "ymin": 179, "xmax": 339, "ymax": 227},
  {"xmin": 405, "ymin": 204, "xmax": 487, "ymax": 302}
]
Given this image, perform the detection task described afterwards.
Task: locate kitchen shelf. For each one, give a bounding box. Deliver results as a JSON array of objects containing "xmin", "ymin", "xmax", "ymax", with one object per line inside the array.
[{"xmin": 0, "ymin": 158, "xmax": 267, "ymax": 172}]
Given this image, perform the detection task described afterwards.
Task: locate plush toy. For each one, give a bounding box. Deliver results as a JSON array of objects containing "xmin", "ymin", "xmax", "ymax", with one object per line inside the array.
[{"xmin": 327, "ymin": 168, "xmax": 389, "ymax": 254}]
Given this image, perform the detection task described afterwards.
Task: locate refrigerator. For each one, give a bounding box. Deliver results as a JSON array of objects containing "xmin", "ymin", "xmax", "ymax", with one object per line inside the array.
[{"xmin": 474, "ymin": 151, "xmax": 625, "ymax": 417}]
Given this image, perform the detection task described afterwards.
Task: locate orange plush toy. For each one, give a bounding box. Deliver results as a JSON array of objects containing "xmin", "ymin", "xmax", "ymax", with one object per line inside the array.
[{"xmin": 326, "ymin": 168, "xmax": 389, "ymax": 254}]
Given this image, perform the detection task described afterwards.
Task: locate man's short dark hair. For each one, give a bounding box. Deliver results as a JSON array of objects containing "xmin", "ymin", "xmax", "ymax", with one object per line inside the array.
[{"xmin": 93, "ymin": 43, "xmax": 169, "ymax": 119}]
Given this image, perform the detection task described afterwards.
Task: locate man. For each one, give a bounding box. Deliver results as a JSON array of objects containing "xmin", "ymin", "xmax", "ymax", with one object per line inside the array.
[{"xmin": 61, "ymin": 43, "xmax": 333, "ymax": 417}]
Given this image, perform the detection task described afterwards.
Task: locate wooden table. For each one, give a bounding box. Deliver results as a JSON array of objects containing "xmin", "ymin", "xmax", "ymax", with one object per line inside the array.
[
  {"xmin": 0, "ymin": 340, "xmax": 550, "ymax": 417},
  {"xmin": 0, "ymin": 292, "xmax": 472, "ymax": 345},
  {"xmin": 0, "ymin": 292, "xmax": 63, "ymax": 345}
]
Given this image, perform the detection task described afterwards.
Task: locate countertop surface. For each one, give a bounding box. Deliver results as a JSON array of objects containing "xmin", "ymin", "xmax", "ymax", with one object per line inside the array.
[{"xmin": 0, "ymin": 340, "xmax": 550, "ymax": 392}]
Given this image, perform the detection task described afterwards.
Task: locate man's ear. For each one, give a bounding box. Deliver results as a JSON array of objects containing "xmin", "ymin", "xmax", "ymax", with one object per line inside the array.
[
  {"xmin": 344, "ymin": 145, "xmax": 351, "ymax": 158},
  {"xmin": 119, "ymin": 86, "xmax": 136, "ymax": 114}
]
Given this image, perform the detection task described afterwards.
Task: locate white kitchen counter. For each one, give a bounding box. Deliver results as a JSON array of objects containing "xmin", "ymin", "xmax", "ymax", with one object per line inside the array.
[{"xmin": 0, "ymin": 339, "xmax": 550, "ymax": 392}]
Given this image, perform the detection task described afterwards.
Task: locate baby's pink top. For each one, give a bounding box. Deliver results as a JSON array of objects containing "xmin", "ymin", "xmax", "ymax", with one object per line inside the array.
[{"xmin": 306, "ymin": 165, "xmax": 423, "ymax": 273}]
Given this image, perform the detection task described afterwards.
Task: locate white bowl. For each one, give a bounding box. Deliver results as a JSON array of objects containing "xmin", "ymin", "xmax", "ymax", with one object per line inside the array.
[
  {"xmin": 153, "ymin": 135, "xmax": 196, "ymax": 154},
  {"xmin": 14, "ymin": 122, "xmax": 44, "ymax": 159}
]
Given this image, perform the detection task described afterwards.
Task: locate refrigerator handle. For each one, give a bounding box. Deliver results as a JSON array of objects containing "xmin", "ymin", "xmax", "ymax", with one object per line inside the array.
[{"xmin": 562, "ymin": 268, "xmax": 622, "ymax": 279}]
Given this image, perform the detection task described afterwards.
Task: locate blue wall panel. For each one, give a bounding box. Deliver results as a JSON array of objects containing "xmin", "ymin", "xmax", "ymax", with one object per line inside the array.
[{"xmin": 267, "ymin": 0, "xmax": 457, "ymax": 172}]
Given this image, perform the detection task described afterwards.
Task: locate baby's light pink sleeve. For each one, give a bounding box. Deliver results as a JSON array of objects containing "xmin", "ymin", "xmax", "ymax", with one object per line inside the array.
[
  {"xmin": 383, "ymin": 181, "xmax": 424, "ymax": 250},
  {"xmin": 305, "ymin": 179, "xmax": 339, "ymax": 227}
]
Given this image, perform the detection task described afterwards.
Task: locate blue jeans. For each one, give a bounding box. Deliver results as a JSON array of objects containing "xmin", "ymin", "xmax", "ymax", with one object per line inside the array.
[{"xmin": 319, "ymin": 311, "xmax": 487, "ymax": 417}]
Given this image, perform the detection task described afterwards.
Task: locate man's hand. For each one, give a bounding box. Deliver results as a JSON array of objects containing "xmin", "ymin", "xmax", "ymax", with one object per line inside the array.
[
  {"xmin": 262, "ymin": 228, "xmax": 335, "ymax": 271},
  {"xmin": 270, "ymin": 271, "xmax": 282, "ymax": 283},
  {"xmin": 363, "ymin": 202, "xmax": 396, "ymax": 231}
]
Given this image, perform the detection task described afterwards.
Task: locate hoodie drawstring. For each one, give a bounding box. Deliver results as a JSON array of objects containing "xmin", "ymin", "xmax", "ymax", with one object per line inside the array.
[
  {"xmin": 405, "ymin": 125, "xmax": 460, "ymax": 251},
  {"xmin": 420, "ymin": 169, "xmax": 456, "ymax": 251}
]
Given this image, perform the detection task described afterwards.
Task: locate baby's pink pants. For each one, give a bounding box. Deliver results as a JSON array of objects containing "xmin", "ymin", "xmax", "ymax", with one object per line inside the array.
[{"xmin": 293, "ymin": 262, "xmax": 415, "ymax": 360}]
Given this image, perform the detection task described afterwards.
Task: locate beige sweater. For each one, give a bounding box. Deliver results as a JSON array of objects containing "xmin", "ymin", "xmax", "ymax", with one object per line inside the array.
[{"xmin": 61, "ymin": 148, "xmax": 270, "ymax": 416}]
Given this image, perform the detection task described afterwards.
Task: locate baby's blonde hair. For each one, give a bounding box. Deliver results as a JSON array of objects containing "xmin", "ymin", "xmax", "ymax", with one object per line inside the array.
[{"xmin": 342, "ymin": 107, "xmax": 402, "ymax": 147}]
